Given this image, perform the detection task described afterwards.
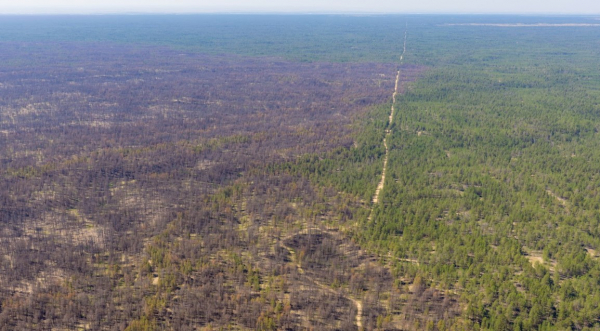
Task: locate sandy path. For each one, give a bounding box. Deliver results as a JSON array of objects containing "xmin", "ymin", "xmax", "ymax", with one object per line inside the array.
[
  {"xmin": 281, "ymin": 30, "xmax": 408, "ymax": 330},
  {"xmin": 371, "ymin": 31, "xmax": 407, "ymax": 207},
  {"xmin": 281, "ymin": 236, "xmax": 364, "ymax": 329}
]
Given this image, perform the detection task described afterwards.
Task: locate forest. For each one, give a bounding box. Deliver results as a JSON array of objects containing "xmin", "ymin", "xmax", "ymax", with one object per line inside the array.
[{"xmin": 2, "ymin": 14, "xmax": 600, "ymax": 330}]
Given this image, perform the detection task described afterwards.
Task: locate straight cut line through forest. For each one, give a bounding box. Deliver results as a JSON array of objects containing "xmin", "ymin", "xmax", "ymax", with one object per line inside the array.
[
  {"xmin": 281, "ymin": 30, "xmax": 408, "ymax": 331},
  {"xmin": 370, "ymin": 30, "xmax": 407, "ymax": 212}
]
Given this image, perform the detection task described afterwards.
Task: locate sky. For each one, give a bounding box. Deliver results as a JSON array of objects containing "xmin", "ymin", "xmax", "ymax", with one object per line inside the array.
[{"xmin": 1, "ymin": 0, "xmax": 600, "ymax": 15}]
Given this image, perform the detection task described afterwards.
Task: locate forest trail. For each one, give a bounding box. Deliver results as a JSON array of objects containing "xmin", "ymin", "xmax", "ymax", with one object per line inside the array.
[
  {"xmin": 370, "ymin": 31, "xmax": 407, "ymax": 208},
  {"xmin": 280, "ymin": 229, "xmax": 364, "ymax": 329},
  {"xmin": 280, "ymin": 30, "xmax": 408, "ymax": 330}
]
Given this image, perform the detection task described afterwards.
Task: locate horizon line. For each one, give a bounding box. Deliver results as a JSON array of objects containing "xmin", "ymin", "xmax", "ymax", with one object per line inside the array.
[{"xmin": 0, "ymin": 11, "xmax": 600, "ymax": 16}]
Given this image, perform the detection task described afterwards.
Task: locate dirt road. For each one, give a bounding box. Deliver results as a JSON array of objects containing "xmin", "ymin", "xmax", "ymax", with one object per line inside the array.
[
  {"xmin": 281, "ymin": 232, "xmax": 364, "ymax": 329},
  {"xmin": 371, "ymin": 31, "xmax": 407, "ymax": 207}
]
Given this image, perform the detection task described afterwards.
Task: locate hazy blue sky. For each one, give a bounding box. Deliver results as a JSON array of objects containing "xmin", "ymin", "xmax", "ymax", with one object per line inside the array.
[{"xmin": 1, "ymin": 0, "xmax": 600, "ymax": 14}]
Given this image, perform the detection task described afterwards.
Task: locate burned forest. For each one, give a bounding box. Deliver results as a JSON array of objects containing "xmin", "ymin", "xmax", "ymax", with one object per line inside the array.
[
  {"xmin": 0, "ymin": 36, "xmax": 427, "ymax": 330},
  {"xmin": 4, "ymin": 14, "xmax": 600, "ymax": 331}
]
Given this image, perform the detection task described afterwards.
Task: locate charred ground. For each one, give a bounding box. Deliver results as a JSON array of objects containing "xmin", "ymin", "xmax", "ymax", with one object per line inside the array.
[{"xmin": 0, "ymin": 35, "xmax": 427, "ymax": 330}]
